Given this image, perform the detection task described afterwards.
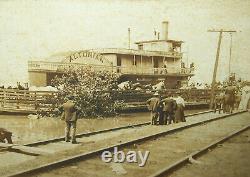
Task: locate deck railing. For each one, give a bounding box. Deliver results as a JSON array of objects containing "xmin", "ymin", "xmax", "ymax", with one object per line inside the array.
[
  {"xmin": 0, "ymin": 89, "xmax": 57, "ymax": 112},
  {"xmin": 28, "ymin": 61, "xmax": 194, "ymax": 75},
  {"xmin": 90, "ymin": 48, "xmax": 182, "ymax": 58}
]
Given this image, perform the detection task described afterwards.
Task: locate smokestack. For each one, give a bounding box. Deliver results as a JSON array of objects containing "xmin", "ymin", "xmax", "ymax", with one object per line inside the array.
[
  {"xmin": 128, "ymin": 28, "xmax": 131, "ymax": 49},
  {"xmin": 162, "ymin": 21, "xmax": 169, "ymax": 40}
]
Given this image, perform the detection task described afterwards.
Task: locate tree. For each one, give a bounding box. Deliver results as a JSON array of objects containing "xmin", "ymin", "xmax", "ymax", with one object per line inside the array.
[{"xmin": 47, "ymin": 66, "xmax": 124, "ymax": 118}]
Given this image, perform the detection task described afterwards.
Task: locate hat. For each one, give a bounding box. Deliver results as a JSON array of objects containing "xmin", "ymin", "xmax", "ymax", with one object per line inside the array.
[{"xmin": 153, "ymin": 92, "xmax": 159, "ymax": 96}]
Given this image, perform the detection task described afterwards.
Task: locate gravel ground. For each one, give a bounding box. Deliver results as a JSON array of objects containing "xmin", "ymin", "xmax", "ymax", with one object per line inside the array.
[{"xmin": 170, "ymin": 128, "xmax": 250, "ymax": 177}]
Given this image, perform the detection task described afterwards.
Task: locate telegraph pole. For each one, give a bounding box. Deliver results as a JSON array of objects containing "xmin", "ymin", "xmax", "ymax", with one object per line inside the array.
[
  {"xmin": 208, "ymin": 29, "xmax": 236, "ymax": 108},
  {"xmin": 229, "ymin": 32, "xmax": 233, "ymax": 76}
]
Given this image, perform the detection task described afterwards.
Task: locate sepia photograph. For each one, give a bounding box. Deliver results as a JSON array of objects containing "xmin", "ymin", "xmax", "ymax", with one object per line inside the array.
[{"xmin": 0, "ymin": 0, "xmax": 250, "ymax": 176}]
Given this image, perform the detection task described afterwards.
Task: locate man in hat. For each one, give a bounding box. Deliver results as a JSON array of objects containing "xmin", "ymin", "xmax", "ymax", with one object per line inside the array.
[
  {"xmin": 60, "ymin": 95, "xmax": 78, "ymax": 144},
  {"xmin": 146, "ymin": 92, "xmax": 160, "ymax": 125},
  {"xmin": 174, "ymin": 91, "xmax": 186, "ymax": 123},
  {"xmin": 158, "ymin": 95, "xmax": 165, "ymax": 125}
]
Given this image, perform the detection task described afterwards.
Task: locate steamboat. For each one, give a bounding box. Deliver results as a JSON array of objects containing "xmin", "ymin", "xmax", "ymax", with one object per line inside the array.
[{"xmin": 28, "ymin": 21, "xmax": 194, "ymax": 88}]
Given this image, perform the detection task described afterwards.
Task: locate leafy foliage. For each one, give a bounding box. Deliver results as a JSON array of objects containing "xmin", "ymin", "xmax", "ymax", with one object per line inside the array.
[{"xmin": 47, "ymin": 66, "xmax": 124, "ymax": 118}]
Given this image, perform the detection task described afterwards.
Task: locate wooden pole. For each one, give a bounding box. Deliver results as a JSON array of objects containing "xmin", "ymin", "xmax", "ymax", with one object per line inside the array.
[
  {"xmin": 210, "ymin": 31, "xmax": 223, "ymax": 108},
  {"xmin": 229, "ymin": 33, "xmax": 233, "ymax": 76},
  {"xmin": 208, "ymin": 29, "xmax": 236, "ymax": 109}
]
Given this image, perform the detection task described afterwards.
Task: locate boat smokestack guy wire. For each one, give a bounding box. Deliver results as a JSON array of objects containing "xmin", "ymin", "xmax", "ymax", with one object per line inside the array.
[{"xmin": 162, "ymin": 21, "xmax": 169, "ymax": 40}]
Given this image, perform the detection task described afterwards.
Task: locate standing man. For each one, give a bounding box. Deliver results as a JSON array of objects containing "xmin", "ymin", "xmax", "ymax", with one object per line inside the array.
[
  {"xmin": 174, "ymin": 91, "xmax": 186, "ymax": 123},
  {"xmin": 146, "ymin": 92, "xmax": 160, "ymax": 125},
  {"xmin": 161, "ymin": 94, "xmax": 177, "ymax": 125},
  {"xmin": 214, "ymin": 92, "xmax": 224, "ymax": 114},
  {"xmin": 158, "ymin": 95, "xmax": 164, "ymax": 125},
  {"xmin": 60, "ymin": 95, "xmax": 78, "ymax": 144}
]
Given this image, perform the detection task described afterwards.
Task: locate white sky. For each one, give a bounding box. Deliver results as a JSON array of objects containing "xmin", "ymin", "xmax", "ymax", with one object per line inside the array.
[{"xmin": 0, "ymin": 0, "xmax": 250, "ymax": 86}]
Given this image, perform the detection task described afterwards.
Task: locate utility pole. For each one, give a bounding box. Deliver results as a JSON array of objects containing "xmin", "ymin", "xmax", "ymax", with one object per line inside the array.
[
  {"xmin": 229, "ymin": 32, "xmax": 233, "ymax": 76},
  {"xmin": 186, "ymin": 45, "xmax": 189, "ymax": 67},
  {"xmin": 208, "ymin": 29, "xmax": 236, "ymax": 108}
]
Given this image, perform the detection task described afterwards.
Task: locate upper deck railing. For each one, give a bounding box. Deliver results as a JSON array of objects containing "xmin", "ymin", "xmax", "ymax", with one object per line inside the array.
[
  {"xmin": 90, "ymin": 48, "xmax": 182, "ymax": 58},
  {"xmin": 28, "ymin": 61, "xmax": 194, "ymax": 75}
]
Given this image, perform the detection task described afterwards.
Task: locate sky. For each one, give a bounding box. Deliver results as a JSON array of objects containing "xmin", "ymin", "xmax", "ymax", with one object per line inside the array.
[{"xmin": 0, "ymin": 0, "xmax": 250, "ymax": 86}]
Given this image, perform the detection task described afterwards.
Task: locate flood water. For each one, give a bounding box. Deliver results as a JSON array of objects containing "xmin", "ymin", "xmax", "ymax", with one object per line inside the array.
[{"xmin": 0, "ymin": 109, "xmax": 208, "ymax": 144}]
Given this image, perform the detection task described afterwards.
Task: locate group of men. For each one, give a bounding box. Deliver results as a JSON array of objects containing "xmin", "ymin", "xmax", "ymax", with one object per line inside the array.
[
  {"xmin": 61, "ymin": 92, "xmax": 187, "ymax": 144},
  {"xmin": 146, "ymin": 92, "xmax": 186, "ymax": 125}
]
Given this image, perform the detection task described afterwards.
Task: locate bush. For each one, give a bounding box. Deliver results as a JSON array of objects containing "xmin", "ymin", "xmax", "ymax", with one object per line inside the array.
[{"xmin": 48, "ymin": 66, "xmax": 124, "ymax": 118}]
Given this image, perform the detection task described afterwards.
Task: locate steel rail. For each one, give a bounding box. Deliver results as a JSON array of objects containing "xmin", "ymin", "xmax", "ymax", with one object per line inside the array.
[
  {"xmin": 5, "ymin": 110, "xmax": 246, "ymax": 177},
  {"xmin": 148, "ymin": 124, "xmax": 250, "ymax": 177},
  {"xmin": 24, "ymin": 110, "xmax": 213, "ymax": 147}
]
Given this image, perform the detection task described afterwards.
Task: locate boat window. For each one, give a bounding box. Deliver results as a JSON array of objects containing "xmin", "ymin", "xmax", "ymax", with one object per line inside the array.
[{"xmin": 117, "ymin": 56, "xmax": 121, "ymax": 66}]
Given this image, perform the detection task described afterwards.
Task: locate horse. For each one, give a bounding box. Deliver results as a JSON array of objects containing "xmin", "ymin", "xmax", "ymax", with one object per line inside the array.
[
  {"xmin": 223, "ymin": 86, "xmax": 236, "ymax": 113},
  {"xmin": 234, "ymin": 93, "xmax": 242, "ymax": 110}
]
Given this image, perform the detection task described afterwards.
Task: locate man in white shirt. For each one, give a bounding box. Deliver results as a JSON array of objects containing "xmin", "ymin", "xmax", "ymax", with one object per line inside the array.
[{"xmin": 175, "ymin": 95, "xmax": 185, "ymax": 107}]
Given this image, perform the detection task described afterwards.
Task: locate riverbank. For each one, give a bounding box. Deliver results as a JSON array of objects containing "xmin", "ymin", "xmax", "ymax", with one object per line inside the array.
[{"xmin": 0, "ymin": 109, "xmax": 208, "ymax": 145}]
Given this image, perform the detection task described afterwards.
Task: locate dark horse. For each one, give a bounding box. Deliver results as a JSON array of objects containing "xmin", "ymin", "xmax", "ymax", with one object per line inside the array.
[{"xmin": 223, "ymin": 86, "xmax": 236, "ymax": 113}]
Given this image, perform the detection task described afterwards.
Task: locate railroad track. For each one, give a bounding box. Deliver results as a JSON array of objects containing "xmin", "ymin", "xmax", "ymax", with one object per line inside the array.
[
  {"xmin": 24, "ymin": 110, "xmax": 213, "ymax": 147},
  {"xmin": 2, "ymin": 110, "xmax": 248, "ymax": 177},
  {"xmin": 149, "ymin": 124, "xmax": 250, "ymax": 177}
]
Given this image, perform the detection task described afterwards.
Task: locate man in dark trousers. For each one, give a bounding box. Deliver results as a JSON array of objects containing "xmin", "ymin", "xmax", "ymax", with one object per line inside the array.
[
  {"xmin": 146, "ymin": 92, "xmax": 160, "ymax": 125},
  {"xmin": 213, "ymin": 92, "xmax": 224, "ymax": 114},
  {"xmin": 160, "ymin": 94, "xmax": 177, "ymax": 125},
  {"xmin": 0, "ymin": 128, "xmax": 13, "ymax": 144},
  {"xmin": 60, "ymin": 95, "xmax": 78, "ymax": 144},
  {"xmin": 158, "ymin": 95, "xmax": 164, "ymax": 125}
]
